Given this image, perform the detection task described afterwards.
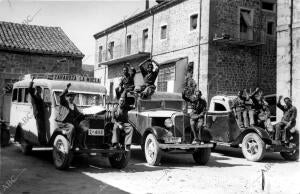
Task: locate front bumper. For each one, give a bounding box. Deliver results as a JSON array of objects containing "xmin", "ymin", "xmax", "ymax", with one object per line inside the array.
[{"xmin": 159, "ymin": 143, "xmax": 214, "ymax": 149}]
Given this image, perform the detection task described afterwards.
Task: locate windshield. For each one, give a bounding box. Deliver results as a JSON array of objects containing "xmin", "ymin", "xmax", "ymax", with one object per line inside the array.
[
  {"xmin": 140, "ymin": 100, "xmax": 184, "ymax": 111},
  {"xmin": 54, "ymin": 91, "xmax": 103, "ymax": 106}
]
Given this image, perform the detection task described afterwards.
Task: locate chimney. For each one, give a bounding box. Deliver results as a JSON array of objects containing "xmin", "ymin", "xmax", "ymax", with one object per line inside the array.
[{"xmin": 145, "ymin": 0, "xmax": 149, "ymax": 9}]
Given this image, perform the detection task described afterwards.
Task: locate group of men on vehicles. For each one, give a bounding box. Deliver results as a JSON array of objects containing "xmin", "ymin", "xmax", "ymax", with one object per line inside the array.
[
  {"xmin": 27, "ymin": 57, "xmax": 297, "ymax": 151},
  {"xmin": 232, "ymin": 88, "xmax": 297, "ymax": 145}
]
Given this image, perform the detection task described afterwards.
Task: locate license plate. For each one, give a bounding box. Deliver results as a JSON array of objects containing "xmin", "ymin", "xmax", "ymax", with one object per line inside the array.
[
  {"xmin": 88, "ymin": 129, "xmax": 104, "ymax": 136},
  {"xmin": 164, "ymin": 137, "xmax": 182, "ymax": 144}
]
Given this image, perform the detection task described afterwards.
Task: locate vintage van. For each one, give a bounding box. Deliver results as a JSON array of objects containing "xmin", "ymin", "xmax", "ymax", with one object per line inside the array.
[{"xmin": 10, "ymin": 73, "xmax": 130, "ymax": 170}]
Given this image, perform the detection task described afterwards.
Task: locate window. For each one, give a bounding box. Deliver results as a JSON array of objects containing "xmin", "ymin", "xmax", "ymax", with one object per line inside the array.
[
  {"xmin": 262, "ymin": 2, "xmax": 275, "ymax": 11},
  {"xmin": 157, "ymin": 63, "xmax": 175, "ymax": 92},
  {"xmin": 126, "ymin": 35, "xmax": 131, "ymax": 55},
  {"xmin": 190, "ymin": 14, "xmax": 198, "ymax": 30},
  {"xmin": 267, "ymin": 21, "xmax": 275, "ymax": 35},
  {"xmin": 108, "ymin": 41, "xmax": 114, "ymax": 59},
  {"xmin": 12, "ymin": 88, "xmax": 17, "ymax": 102},
  {"xmin": 214, "ymin": 103, "xmax": 226, "ymax": 111},
  {"xmin": 142, "ymin": 29, "xmax": 148, "ymax": 51},
  {"xmin": 99, "ymin": 46, "xmax": 103, "ymax": 62},
  {"xmin": 239, "ymin": 8, "xmax": 253, "ymax": 40},
  {"xmin": 24, "ymin": 88, "xmax": 29, "ymax": 103},
  {"xmin": 17, "ymin": 88, "xmax": 24, "ymax": 102},
  {"xmin": 43, "ymin": 88, "xmax": 51, "ymax": 103},
  {"xmin": 160, "ymin": 25, "xmax": 167, "ymax": 40}
]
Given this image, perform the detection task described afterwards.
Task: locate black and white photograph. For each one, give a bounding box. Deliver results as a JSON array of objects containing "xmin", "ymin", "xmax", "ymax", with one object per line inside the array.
[{"xmin": 0, "ymin": 0, "xmax": 299, "ymax": 193}]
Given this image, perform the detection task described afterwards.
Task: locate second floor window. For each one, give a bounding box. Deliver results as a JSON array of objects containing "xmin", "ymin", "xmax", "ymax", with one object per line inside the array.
[
  {"xmin": 99, "ymin": 46, "xmax": 103, "ymax": 62},
  {"xmin": 190, "ymin": 14, "xmax": 198, "ymax": 30},
  {"xmin": 267, "ymin": 21, "xmax": 275, "ymax": 35},
  {"xmin": 161, "ymin": 25, "xmax": 167, "ymax": 40},
  {"xmin": 142, "ymin": 29, "xmax": 148, "ymax": 51},
  {"xmin": 126, "ymin": 35, "xmax": 131, "ymax": 55},
  {"xmin": 108, "ymin": 41, "xmax": 114, "ymax": 59},
  {"xmin": 239, "ymin": 8, "xmax": 253, "ymax": 40}
]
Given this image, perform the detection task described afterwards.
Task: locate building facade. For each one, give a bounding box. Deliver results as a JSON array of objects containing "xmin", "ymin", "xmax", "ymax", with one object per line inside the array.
[
  {"xmin": 94, "ymin": 0, "xmax": 276, "ymax": 101},
  {"xmin": 277, "ymin": 0, "xmax": 300, "ymax": 127},
  {"xmin": 0, "ymin": 21, "xmax": 84, "ymax": 120}
]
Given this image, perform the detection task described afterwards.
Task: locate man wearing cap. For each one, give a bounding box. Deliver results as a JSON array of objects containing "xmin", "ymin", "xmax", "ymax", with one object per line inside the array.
[
  {"xmin": 139, "ymin": 58, "xmax": 160, "ymax": 99},
  {"xmin": 111, "ymin": 92, "xmax": 134, "ymax": 151},
  {"xmin": 231, "ymin": 90, "xmax": 248, "ymax": 128},
  {"xmin": 182, "ymin": 90, "xmax": 207, "ymax": 144},
  {"xmin": 55, "ymin": 83, "xmax": 87, "ymax": 149},
  {"xmin": 28, "ymin": 78, "xmax": 47, "ymax": 145},
  {"xmin": 275, "ymin": 96, "xmax": 297, "ymax": 144},
  {"xmin": 115, "ymin": 63, "xmax": 136, "ymax": 100}
]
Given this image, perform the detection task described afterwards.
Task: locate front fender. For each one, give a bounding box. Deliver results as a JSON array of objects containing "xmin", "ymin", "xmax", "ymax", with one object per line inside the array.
[
  {"xmin": 233, "ymin": 126, "xmax": 272, "ymax": 145},
  {"xmin": 49, "ymin": 128, "xmax": 71, "ymax": 146},
  {"xmin": 142, "ymin": 126, "xmax": 169, "ymax": 144}
]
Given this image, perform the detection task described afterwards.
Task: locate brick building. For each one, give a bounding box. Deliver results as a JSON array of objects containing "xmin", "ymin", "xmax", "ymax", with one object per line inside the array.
[
  {"xmin": 277, "ymin": 0, "xmax": 300, "ymax": 126},
  {"xmin": 0, "ymin": 21, "xmax": 84, "ymax": 120},
  {"xmin": 94, "ymin": 0, "xmax": 276, "ymax": 100}
]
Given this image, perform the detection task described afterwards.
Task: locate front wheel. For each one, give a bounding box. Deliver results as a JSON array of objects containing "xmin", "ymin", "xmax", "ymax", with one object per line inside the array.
[
  {"xmin": 193, "ymin": 148, "xmax": 211, "ymax": 165},
  {"xmin": 144, "ymin": 133, "xmax": 162, "ymax": 166},
  {"xmin": 242, "ymin": 133, "xmax": 266, "ymax": 162},
  {"xmin": 52, "ymin": 135, "xmax": 73, "ymax": 170},
  {"xmin": 109, "ymin": 151, "xmax": 131, "ymax": 169}
]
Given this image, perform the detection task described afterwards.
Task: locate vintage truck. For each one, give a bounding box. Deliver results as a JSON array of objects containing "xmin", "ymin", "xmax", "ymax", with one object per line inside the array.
[
  {"xmin": 106, "ymin": 92, "xmax": 214, "ymax": 166},
  {"xmin": 206, "ymin": 95, "xmax": 299, "ymax": 162}
]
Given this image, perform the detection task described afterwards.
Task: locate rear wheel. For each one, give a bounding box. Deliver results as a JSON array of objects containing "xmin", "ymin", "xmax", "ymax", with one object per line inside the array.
[
  {"xmin": 193, "ymin": 148, "xmax": 211, "ymax": 165},
  {"xmin": 242, "ymin": 133, "xmax": 265, "ymax": 162},
  {"xmin": 52, "ymin": 135, "xmax": 73, "ymax": 170},
  {"xmin": 109, "ymin": 151, "xmax": 130, "ymax": 169},
  {"xmin": 144, "ymin": 133, "xmax": 162, "ymax": 166}
]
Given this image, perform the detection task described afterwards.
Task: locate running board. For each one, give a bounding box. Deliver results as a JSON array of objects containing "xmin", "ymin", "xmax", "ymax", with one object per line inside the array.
[
  {"xmin": 76, "ymin": 148, "xmax": 126, "ymax": 154},
  {"xmin": 159, "ymin": 143, "xmax": 214, "ymax": 149}
]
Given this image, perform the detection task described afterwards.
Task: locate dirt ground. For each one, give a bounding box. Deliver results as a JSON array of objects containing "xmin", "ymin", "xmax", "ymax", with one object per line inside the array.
[{"xmin": 0, "ymin": 142, "xmax": 299, "ymax": 194}]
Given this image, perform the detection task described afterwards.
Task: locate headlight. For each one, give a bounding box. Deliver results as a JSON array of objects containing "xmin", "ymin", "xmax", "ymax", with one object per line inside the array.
[{"xmin": 164, "ymin": 118, "xmax": 173, "ymax": 128}]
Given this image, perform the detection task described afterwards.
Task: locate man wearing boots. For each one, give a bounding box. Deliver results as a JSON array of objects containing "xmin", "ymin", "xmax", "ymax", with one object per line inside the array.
[
  {"xmin": 55, "ymin": 83, "xmax": 87, "ymax": 149},
  {"xmin": 182, "ymin": 90, "xmax": 207, "ymax": 144},
  {"xmin": 111, "ymin": 93, "xmax": 134, "ymax": 151}
]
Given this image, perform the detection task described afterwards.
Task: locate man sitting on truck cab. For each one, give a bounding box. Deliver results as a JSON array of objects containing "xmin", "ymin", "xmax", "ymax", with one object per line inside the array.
[
  {"xmin": 55, "ymin": 83, "xmax": 88, "ymax": 149},
  {"xmin": 275, "ymin": 96, "xmax": 297, "ymax": 144},
  {"xmin": 182, "ymin": 90, "xmax": 207, "ymax": 144},
  {"xmin": 115, "ymin": 63, "xmax": 136, "ymax": 100},
  {"xmin": 232, "ymin": 90, "xmax": 248, "ymax": 128}
]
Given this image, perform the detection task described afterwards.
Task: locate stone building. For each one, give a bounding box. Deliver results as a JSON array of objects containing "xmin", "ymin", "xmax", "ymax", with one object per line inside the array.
[
  {"xmin": 0, "ymin": 21, "xmax": 84, "ymax": 91},
  {"xmin": 94, "ymin": 0, "xmax": 277, "ymax": 100},
  {"xmin": 0, "ymin": 21, "xmax": 84, "ymax": 120},
  {"xmin": 277, "ymin": 0, "xmax": 300, "ymax": 126}
]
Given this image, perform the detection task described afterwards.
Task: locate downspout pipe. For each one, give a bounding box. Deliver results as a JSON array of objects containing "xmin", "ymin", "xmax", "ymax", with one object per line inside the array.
[
  {"xmin": 290, "ymin": 0, "xmax": 294, "ymax": 97},
  {"xmin": 150, "ymin": 9, "xmax": 154, "ymax": 59},
  {"xmin": 197, "ymin": 0, "xmax": 203, "ymax": 90}
]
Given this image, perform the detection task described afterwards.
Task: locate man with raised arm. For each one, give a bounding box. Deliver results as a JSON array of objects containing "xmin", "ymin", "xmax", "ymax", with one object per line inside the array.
[
  {"xmin": 115, "ymin": 63, "xmax": 136, "ymax": 99},
  {"xmin": 55, "ymin": 83, "xmax": 88, "ymax": 149},
  {"xmin": 138, "ymin": 58, "xmax": 160, "ymax": 99},
  {"xmin": 275, "ymin": 96, "xmax": 297, "ymax": 144},
  {"xmin": 28, "ymin": 77, "xmax": 47, "ymax": 145}
]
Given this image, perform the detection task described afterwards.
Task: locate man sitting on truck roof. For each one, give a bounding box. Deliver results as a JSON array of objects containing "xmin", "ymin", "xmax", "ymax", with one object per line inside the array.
[
  {"xmin": 138, "ymin": 58, "xmax": 160, "ymax": 99},
  {"xmin": 55, "ymin": 83, "xmax": 88, "ymax": 149},
  {"xmin": 115, "ymin": 63, "xmax": 136, "ymax": 100}
]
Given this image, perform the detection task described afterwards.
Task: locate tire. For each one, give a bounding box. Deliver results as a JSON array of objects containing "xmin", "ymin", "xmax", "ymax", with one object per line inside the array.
[
  {"xmin": 280, "ymin": 150, "xmax": 299, "ymax": 161},
  {"xmin": 20, "ymin": 140, "xmax": 32, "ymax": 155},
  {"xmin": 109, "ymin": 151, "xmax": 131, "ymax": 169},
  {"xmin": 144, "ymin": 133, "xmax": 162, "ymax": 166},
  {"xmin": 242, "ymin": 133, "xmax": 266, "ymax": 162},
  {"xmin": 52, "ymin": 135, "xmax": 73, "ymax": 170},
  {"xmin": 1, "ymin": 129, "xmax": 10, "ymax": 147},
  {"xmin": 193, "ymin": 148, "xmax": 211, "ymax": 165}
]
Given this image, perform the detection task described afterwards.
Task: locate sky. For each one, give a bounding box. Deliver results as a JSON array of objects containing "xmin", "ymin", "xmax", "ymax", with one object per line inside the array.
[{"xmin": 0, "ymin": 0, "xmax": 157, "ymax": 65}]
